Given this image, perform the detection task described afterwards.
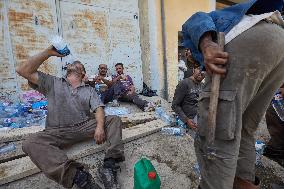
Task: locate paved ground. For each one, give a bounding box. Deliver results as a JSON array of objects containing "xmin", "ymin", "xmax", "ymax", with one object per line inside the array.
[{"xmin": 1, "ymin": 96, "xmax": 284, "ymax": 189}]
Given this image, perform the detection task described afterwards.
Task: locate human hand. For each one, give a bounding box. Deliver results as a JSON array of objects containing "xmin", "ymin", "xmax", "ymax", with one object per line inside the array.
[
  {"xmin": 46, "ymin": 46, "xmax": 66, "ymax": 57},
  {"xmin": 186, "ymin": 119, "xmax": 197, "ymax": 131},
  {"xmin": 94, "ymin": 126, "xmax": 106, "ymax": 144},
  {"xmin": 120, "ymin": 74, "xmax": 127, "ymax": 80},
  {"xmin": 200, "ymin": 33, "xmax": 228, "ymax": 75},
  {"xmin": 82, "ymin": 75, "xmax": 88, "ymax": 82},
  {"xmin": 95, "ymin": 76, "xmax": 103, "ymax": 82},
  {"xmin": 280, "ymin": 88, "xmax": 284, "ymax": 97}
]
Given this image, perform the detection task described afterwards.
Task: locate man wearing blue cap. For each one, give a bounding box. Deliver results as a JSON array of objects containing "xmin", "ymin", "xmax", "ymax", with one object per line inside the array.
[{"xmin": 182, "ymin": 0, "xmax": 284, "ymax": 188}]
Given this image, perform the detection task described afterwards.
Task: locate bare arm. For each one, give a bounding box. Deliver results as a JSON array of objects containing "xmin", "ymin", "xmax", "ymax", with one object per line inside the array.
[
  {"xmin": 16, "ymin": 46, "xmax": 64, "ymax": 85},
  {"xmin": 101, "ymin": 78, "xmax": 113, "ymax": 87},
  {"xmin": 94, "ymin": 107, "xmax": 106, "ymax": 144},
  {"xmin": 112, "ymin": 75, "xmax": 122, "ymax": 83}
]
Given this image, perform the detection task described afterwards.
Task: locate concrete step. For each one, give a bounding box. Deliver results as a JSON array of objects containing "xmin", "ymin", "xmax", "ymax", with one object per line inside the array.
[
  {"xmin": 0, "ymin": 119, "xmax": 167, "ymax": 185},
  {"xmin": 0, "ymin": 112, "xmax": 156, "ymax": 143},
  {"xmin": 0, "ymin": 112, "xmax": 157, "ymax": 164}
]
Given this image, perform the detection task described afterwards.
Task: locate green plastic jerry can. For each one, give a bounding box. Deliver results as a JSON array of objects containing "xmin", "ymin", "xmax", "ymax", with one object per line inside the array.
[{"xmin": 134, "ymin": 158, "xmax": 161, "ymax": 189}]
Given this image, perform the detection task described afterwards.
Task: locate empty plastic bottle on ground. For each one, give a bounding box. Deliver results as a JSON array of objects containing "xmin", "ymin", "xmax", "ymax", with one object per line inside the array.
[
  {"xmin": 161, "ymin": 127, "xmax": 186, "ymax": 136},
  {"xmin": 0, "ymin": 143, "xmax": 16, "ymax": 154},
  {"xmin": 155, "ymin": 107, "xmax": 175, "ymax": 126},
  {"xmin": 193, "ymin": 163, "xmax": 201, "ymax": 181},
  {"xmin": 272, "ymin": 90, "xmax": 284, "ymax": 121},
  {"xmin": 255, "ymin": 140, "xmax": 265, "ymax": 166}
]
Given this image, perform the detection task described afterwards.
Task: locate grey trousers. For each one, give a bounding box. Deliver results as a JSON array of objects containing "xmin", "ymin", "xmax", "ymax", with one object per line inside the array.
[
  {"xmin": 22, "ymin": 115, "xmax": 124, "ymax": 188},
  {"xmin": 119, "ymin": 93, "xmax": 148, "ymax": 110},
  {"xmin": 195, "ymin": 21, "xmax": 284, "ymax": 189}
]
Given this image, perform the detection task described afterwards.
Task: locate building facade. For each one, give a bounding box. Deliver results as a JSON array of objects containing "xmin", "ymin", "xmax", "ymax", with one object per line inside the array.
[{"xmin": 1, "ymin": 0, "xmax": 241, "ymax": 101}]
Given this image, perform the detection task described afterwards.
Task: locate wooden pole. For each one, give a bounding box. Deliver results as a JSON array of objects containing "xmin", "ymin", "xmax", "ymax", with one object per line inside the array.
[{"xmin": 206, "ymin": 32, "xmax": 225, "ymax": 159}]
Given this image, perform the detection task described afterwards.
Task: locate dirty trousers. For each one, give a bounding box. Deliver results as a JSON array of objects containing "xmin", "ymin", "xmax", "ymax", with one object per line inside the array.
[
  {"xmin": 22, "ymin": 115, "xmax": 124, "ymax": 188},
  {"xmin": 102, "ymin": 83, "xmax": 148, "ymax": 110},
  {"xmin": 195, "ymin": 21, "xmax": 284, "ymax": 189}
]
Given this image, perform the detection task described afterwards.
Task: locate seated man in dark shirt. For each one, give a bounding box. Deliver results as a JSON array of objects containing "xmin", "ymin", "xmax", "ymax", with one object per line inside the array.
[
  {"xmin": 16, "ymin": 46, "xmax": 124, "ymax": 189},
  {"xmin": 172, "ymin": 67, "xmax": 205, "ymax": 130},
  {"xmin": 102, "ymin": 63, "xmax": 155, "ymax": 112}
]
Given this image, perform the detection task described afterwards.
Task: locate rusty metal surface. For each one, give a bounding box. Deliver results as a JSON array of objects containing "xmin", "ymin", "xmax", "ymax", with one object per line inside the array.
[
  {"xmin": 7, "ymin": 0, "xmax": 61, "ymax": 95},
  {"xmin": 0, "ymin": 0, "xmax": 143, "ymax": 100},
  {"xmin": 0, "ymin": 0, "xmax": 61, "ymax": 100},
  {"xmin": 0, "ymin": 1, "xmax": 18, "ymax": 100},
  {"xmin": 60, "ymin": 1, "xmax": 110, "ymax": 76},
  {"xmin": 61, "ymin": 0, "xmax": 138, "ymax": 13},
  {"xmin": 60, "ymin": 0, "xmax": 142, "ymax": 91},
  {"xmin": 109, "ymin": 9, "xmax": 143, "ymax": 91}
]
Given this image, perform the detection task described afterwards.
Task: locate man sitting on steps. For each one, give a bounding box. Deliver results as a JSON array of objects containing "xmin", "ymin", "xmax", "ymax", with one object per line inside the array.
[
  {"xmin": 16, "ymin": 46, "xmax": 124, "ymax": 189},
  {"xmin": 102, "ymin": 63, "xmax": 155, "ymax": 112}
]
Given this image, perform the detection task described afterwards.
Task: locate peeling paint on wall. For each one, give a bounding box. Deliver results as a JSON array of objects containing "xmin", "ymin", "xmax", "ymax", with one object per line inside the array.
[
  {"xmin": 1, "ymin": 0, "xmax": 60, "ymax": 100},
  {"xmin": 61, "ymin": 0, "xmax": 142, "ymax": 91},
  {"xmin": 0, "ymin": 0, "xmax": 143, "ymax": 100},
  {"xmin": 109, "ymin": 9, "xmax": 143, "ymax": 91}
]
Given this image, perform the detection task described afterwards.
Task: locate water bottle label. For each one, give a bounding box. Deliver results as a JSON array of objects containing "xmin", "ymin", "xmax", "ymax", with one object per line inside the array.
[{"xmin": 56, "ymin": 45, "xmax": 70, "ymax": 56}]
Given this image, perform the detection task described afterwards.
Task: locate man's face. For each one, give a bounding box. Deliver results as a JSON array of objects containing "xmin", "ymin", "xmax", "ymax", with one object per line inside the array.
[
  {"xmin": 193, "ymin": 68, "xmax": 205, "ymax": 82},
  {"xmin": 98, "ymin": 64, "xmax": 108, "ymax": 75},
  {"xmin": 115, "ymin": 65, "xmax": 124, "ymax": 75},
  {"xmin": 178, "ymin": 53, "xmax": 182, "ymax": 61}
]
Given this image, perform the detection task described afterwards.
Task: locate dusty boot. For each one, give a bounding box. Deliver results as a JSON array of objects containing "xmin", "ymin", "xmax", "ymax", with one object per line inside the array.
[
  {"xmin": 73, "ymin": 169, "xmax": 102, "ymax": 189},
  {"xmin": 98, "ymin": 158, "xmax": 121, "ymax": 189},
  {"xmin": 233, "ymin": 176, "xmax": 261, "ymax": 189}
]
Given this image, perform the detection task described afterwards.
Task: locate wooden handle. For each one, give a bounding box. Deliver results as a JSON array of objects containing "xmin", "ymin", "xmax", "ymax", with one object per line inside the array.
[{"xmin": 207, "ymin": 32, "xmax": 225, "ymax": 146}]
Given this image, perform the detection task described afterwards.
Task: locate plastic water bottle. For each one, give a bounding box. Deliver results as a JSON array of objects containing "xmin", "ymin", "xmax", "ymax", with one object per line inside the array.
[
  {"xmin": 193, "ymin": 163, "xmax": 201, "ymax": 180},
  {"xmin": 161, "ymin": 127, "xmax": 186, "ymax": 136},
  {"xmin": 51, "ymin": 35, "xmax": 70, "ymax": 56},
  {"xmin": 32, "ymin": 100, "xmax": 48, "ymax": 109},
  {"xmin": 255, "ymin": 140, "xmax": 265, "ymax": 166},
  {"xmin": 155, "ymin": 107, "xmax": 175, "ymax": 126},
  {"xmin": 0, "ymin": 143, "xmax": 16, "ymax": 154},
  {"xmin": 0, "ymin": 127, "xmax": 11, "ymax": 133},
  {"xmin": 176, "ymin": 117, "xmax": 187, "ymax": 129},
  {"xmin": 155, "ymin": 107, "xmax": 163, "ymax": 117},
  {"xmin": 95, "ymin": 84, "xmax": 101, "ymax": 92},
  {"xmin": 271, "ymin": 91, "xmax": 284, "ymax": 121}
]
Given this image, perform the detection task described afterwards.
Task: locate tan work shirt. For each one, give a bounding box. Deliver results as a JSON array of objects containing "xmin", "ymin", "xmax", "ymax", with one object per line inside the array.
[{"xmin": 29, "ymin": 71, "xmax": 104, "ymax": 128}]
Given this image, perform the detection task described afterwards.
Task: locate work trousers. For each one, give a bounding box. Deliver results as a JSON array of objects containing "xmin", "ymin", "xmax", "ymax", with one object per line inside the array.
[
  {"xmin": 22, "ymin": 115, "xmax": 124, "ymax": 188},
  {"xmin": 265, "ymin": 104, "xmax": 284, "ymax": 150},
  {"xmin": 195, "ymin": 21, "xmax": 284, "ymax": 189},
  {"xmin": 102, "ymin": 83, "xmax": 148, "ymax": 110}
]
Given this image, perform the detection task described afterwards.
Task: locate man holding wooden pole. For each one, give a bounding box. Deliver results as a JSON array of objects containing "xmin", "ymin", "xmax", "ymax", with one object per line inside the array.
[{"xmin": 182, "ymin": 0, "xmax": 284, "ymax": 188}]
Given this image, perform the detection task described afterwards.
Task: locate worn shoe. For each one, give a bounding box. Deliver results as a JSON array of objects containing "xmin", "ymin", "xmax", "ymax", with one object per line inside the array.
[
  {"xmin": 144, "ymin": 102, "xmax": 156, "ymax": 112},
  {"xmin": 98, "ymin": 165, "xmax": 120, "ymax": 189},
  {"xmin": 73, "ymin": 169, "xmax": 102, "ymax": 189},
  {"xmin": 110, "ymin": 99, "xmax": 120, "ymax": 107}
]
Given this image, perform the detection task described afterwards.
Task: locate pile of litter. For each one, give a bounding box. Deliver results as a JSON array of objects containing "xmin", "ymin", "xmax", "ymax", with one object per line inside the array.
[{"xmin": 0, "ymin": 90, "xmax": 47, "ymax": 132}]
